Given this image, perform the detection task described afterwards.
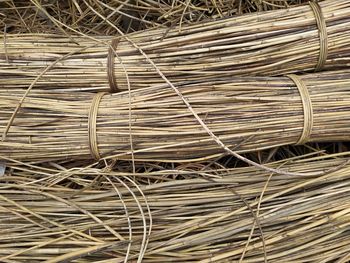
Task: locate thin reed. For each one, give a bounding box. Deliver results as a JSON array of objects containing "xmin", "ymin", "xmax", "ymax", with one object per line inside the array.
[
  {"xmin": 1, "ymin": 152, "xmax": 350, "ymax": 262},
  {"xmin": 1, "ymin": 70, "xmax": 350, "ymax": 162},
  {"xmin": 1, "ymin": 0, "xmax": 350, "ymax": 92}
]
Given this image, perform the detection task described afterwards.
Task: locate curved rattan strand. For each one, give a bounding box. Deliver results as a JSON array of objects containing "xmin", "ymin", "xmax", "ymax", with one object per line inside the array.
[
  {"xmin": 107, "ymin": 39, "xmax": 120, "ymax": 93},
  {"xmin": 309, "ymin": 1, "xmax": 328, "ymax": 72},
  {"xmin": 287, "ymin": 74, "xmax": 313, "ymax": 145},
  {"xmin": 88, "ymin": 92, "xmax": 106, "ymax": 160}
]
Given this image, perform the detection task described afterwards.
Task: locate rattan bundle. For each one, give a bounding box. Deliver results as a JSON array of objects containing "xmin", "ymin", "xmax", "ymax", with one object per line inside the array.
[
  {"xmin": 1, "ymin": 0, "xmax": 350, "ymax": 92},
  {"xmin": 1, "ymin": 70, "xmax": 350, "ymax": 162},
  {"xmin": 1, "ymin": 152, "xmax": 350, "ymax": 262},
  {"xmin": 0, "ymin": 0, "xmax": 309, "ymax": 34}
]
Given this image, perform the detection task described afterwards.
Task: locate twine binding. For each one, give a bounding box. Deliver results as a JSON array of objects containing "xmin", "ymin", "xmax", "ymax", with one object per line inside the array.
[
  {"xmin": 107, "ymin": 39, "xmax": 120, "ymax": 93},
  {"xmin": 88, "ymin": 92, "xmax": 107, "ymax": 160},
  {"xmin": 287, "ymin": 74, "xmax": 313, "ymax": 145},
  {"xmin": 309, "ymin": 1, "xmax": 328, "ymax": 72}
]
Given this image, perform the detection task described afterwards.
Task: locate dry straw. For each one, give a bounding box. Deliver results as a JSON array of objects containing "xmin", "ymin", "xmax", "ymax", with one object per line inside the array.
[
  {"xmin": 1, "ymin": 0, "xmax": 350, "ymax": 92},
  {"xmin": 0, "ymin": 152, "xmax": 350, "ymax": 262},
  {"xmin": 0, "ymin": 0, "xmax": 309, "ymax": 34},
  {"xmin": 1, "ymin": 70, "xmax": 350, "ymax": 162}
]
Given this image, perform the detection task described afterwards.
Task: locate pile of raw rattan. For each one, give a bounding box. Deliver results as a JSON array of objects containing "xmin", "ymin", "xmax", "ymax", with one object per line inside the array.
[
  {"xmin": 1, "ymin": 70, "xmax": 350, "ymax": 162},
  {"xmin": 1, "ymin": 0, "xmax": 350, "ymax": 91},
  {"xmin": 1, "ymin": 152, "xmax": 350, "ymax": 262},
  {"xmin": 1, "ymin": 0, "xmax": 350, "ymax": 262},
  {"xmin": 1, "ymin": 0, "xmax": 309, "ymax": 34}
]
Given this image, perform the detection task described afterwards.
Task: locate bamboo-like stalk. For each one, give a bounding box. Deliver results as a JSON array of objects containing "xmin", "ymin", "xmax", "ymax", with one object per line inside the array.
[
  {"xmin": 1, "ymin": 0, "xmax": 350, "ymax": 92},
  {"xmin": 1, "ymin": 153, "xmax": 350, "ymax": 262},
  {"xmin": 0, "ymin": 0, "xmax": 309, "ymax": 35},
  {"xmin": 1, "ymin": 70, "xmax": 350, "ymax": 162}
]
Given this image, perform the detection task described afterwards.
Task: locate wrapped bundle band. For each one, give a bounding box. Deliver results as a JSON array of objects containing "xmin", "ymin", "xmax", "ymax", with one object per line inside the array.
[
  {"xmin": 309, "ymin": 1, "xmax": 328, "ymax": 72},
  {"xmin": 107, "ymin": 39, "xmax": 120, "ymax": 93},
  {"xmin": 1, "ymin": 70, "xmax": 350, "ymax": 162},
  {"xmin": 88, "ymin": 92, "xmax": 107, "ymax": 160},
  {"xmin": 1, "ymin": 0, "xmax": 349, "ymax": 92},
  {"xmin": 287, "ymin": 74, "xmax": 313, "ymax": 145}
]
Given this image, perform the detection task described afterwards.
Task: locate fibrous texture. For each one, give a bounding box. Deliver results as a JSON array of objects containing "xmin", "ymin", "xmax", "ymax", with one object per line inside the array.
[
  {"xmin": 1, "ymin": 0, "xmax": 350, "ymax": 92},
  {"xmin": 1, "ymin": 70, "xmax": 350, "ymax": 162}
]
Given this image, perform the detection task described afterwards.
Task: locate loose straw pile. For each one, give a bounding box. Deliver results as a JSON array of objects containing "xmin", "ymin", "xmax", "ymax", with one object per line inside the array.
[
  {"xmin": 1, "ymin": 153, "xmax": 350, "ymax": 262},
  {"xmin": 1, "ymin": 70, "xmax": 350, "ymax": 162},
  {"xmin": 1, "ymin": 0, "xmax": 350, "ymax": 92},
  {"xmin": 0, "ymin": 0, "xmax": 308, "ymax": 34}
]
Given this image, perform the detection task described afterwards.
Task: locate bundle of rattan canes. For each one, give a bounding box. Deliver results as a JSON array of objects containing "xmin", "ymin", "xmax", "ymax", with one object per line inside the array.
[
  {"xmin": 1, "ymin": 70, "xmax": 350, "ymax": 163},
  {"xmin": 1, "ymin": 0, "xmax": 350, "ymax": 92}
]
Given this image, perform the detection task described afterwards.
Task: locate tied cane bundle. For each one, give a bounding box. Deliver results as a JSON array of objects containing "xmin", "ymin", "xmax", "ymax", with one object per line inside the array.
[
  {"xmin": 0, "ymin": 153, "xmax": 350, "ymax": 262},
  {"xmin": 1, "ymin": 70, "xmax": 350, "ymax": 162},
  {"xmin": 1, "ymin": 0, "xmax": 350, "ymax": 92}
]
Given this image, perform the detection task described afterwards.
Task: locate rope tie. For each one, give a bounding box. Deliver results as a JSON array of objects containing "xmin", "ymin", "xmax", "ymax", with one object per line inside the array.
[
  {"xmin": 309, "ymin": 1, "xmax": 328, "ymax": 72},
  {"xmin": 88, "ymin": 92, "xmax": 106, "ymax": 160},
  {"xmin": 287, "ymin": 74, "xmax": 313, "ymax": 145},
  {"xmin": 107, "ymin": 39, "xmax": 120, "ymax": 93}
]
